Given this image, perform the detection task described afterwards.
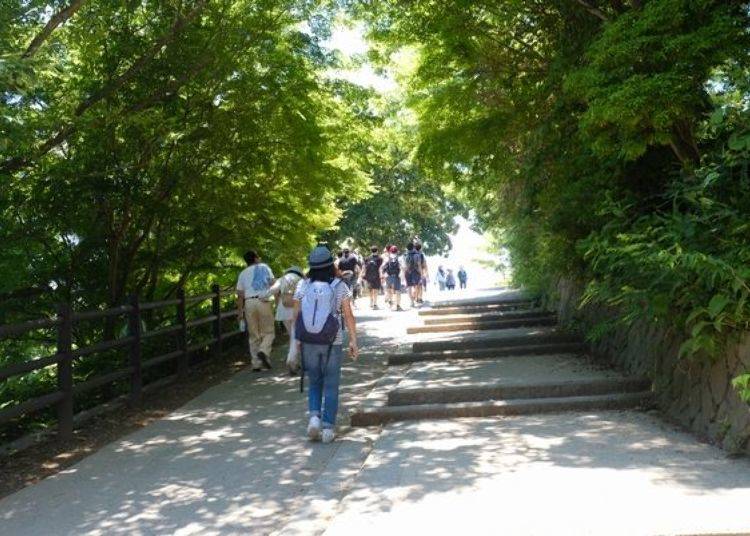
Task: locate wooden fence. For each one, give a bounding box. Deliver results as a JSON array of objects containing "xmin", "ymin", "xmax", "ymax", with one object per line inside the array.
[{"xmin": 0, "ymin": 284, "xmax": 243, "ymax": 450}]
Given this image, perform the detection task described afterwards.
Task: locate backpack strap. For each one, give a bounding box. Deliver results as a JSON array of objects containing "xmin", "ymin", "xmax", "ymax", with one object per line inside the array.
[{"xmin": 300, "ymin": 345, "xmax": 305, "ymax": 393}]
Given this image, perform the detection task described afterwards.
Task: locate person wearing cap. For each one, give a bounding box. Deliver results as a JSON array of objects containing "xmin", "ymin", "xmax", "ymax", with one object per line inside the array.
[
  {"xmin": 236, "ymin": 250, "xmax": 275, "ymax": 371},
  {"xmin": 381, "ymin": 245, "xmax": 405, "ymax": 311},
  {"xmin": 266, "ymin": 266, "xmax": 305, "ymax": 374},
  {"xmin": 293, "ymin": 245, "xmax": 359, "ymax": 443}
]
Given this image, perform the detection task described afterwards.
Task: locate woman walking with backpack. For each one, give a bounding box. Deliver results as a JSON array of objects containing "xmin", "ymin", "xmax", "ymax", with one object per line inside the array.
[{"xmin": 294, "ymin": 245, "xmax": 359, "ymax": 443}]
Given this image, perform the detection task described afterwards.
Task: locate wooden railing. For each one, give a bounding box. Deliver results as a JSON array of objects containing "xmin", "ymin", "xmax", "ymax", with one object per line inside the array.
[{"xmin": 0, "ymin": 284, "xmax": 243, "ymax": 449}]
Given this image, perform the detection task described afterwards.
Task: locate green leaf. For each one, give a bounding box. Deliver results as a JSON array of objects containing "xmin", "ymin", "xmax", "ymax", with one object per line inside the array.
[
  {"xmin": 709, "ymin": 107, "xmax": 725, "ymax": 127},
  {"xmin": 732, "ymin": 374, "xmax": 750, "ymax": 403},
  {"xmin": 728, "ymin": 134, "xmax": 750, "ymax": 152},
  {"xmin": 707, "ymin": 294, "xmax": 730, "ymax": 319}
]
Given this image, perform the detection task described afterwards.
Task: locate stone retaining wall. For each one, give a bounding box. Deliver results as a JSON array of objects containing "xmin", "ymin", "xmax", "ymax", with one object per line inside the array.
[{"xmin": 552, "ymin": 278, "xmax": 750, "ymax": 455}]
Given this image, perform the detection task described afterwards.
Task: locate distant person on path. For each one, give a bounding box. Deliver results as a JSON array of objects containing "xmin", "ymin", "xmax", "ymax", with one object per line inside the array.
[
  {"xmin": 236, "ymin": 250, "xmax": 275, "ymax": 371},
  {"xmin": 361, "ymin": 245, "xmax": 383, "ymax": 310},
  {"xmin": 337, "ymin": 247, "xmax": 361, "ymax": 307},
  {"xmin": 382, "ymin": 245, "xmax": 404, "ymax": 311},
  {"xmin": 414, "ymin": 240, "xmax": 428, "ymax": 304},
  {"xmin": 404, "ymin": 241, "xmax": 423, "ymax": 308},
  {"xmin": 436, "ymin": 265, "xmax": 447, "ymax": 291},
  {"xmin": 446, "ymin": 268, "xmax": 456, "ymax": 291},
  {"xmin": 267, "ymin": 266, "xmax": 304, "ymax": 374},
  {"xmin": 458, "ymin": 266, "xmax": 468, "ymax": 289},
  {"xmin": 294, "ymin": 245, "xmax": 358, "ymax": 444}
]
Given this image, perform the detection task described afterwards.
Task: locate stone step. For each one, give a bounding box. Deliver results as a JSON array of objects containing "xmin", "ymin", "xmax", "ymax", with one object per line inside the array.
[
  {"xmin": 423, "ymin": 309, "xmax": 551, "ymax": 325},
  {"xmin": 350, "ymin": 391, "xmax": 654, "ymax": 426},
  {"xmin": 411, "ymin": 329, "xmax": 580, "ymax": 353},
  {"xmin": 388, "ymin": 377, "xmax": 652, "ymax": 406},
  {"xmin": 428, "ymin": 294, "xmax": 536, "ymax": 309},
  {"xmin": 388, "ymin": 342, "xmax": 587, "ymax": 366},
  {"xmin": 407, "ymin": 314, "xmax": 556, "ymax": 334},
  {"xmin": 419, "ymin": 301, "xmax": 537, "ymax": 316}
]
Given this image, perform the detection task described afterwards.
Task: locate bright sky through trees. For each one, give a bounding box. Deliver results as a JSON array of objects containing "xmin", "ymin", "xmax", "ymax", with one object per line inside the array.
[{"xmin": 322, "ymin": 22, "xmax": 500, "ymax": 288}]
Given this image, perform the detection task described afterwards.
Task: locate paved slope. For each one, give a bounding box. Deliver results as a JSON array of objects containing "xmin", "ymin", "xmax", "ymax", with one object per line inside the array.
[{"xmin": 324, "ymin": 413, "xmax": 750, "ymax": 536}]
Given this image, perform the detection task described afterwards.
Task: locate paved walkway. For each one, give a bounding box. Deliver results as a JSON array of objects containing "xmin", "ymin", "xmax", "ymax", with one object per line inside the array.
[
  {"xmin": 0, "ymin": 303, "xmax": 415, "ymax": 535},
  {"xmin": 2, "ymin": 289, "xmax": 750, "ymax": 535},
  {"xmin": 324, "ymin": 413, "xmax": 750, "ymax": 535}
]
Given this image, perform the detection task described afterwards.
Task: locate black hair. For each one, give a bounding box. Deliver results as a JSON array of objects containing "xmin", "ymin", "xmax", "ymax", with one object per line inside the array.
[
  {"xmin": 307, "ymin": 264, "xmax": 336, "ymax": 283},
  {"xmin": 406, "ymin": 242, "xmax": 415, "ymax": 251},
  {"xmin": 415, "ymin": 243, "xmax": 422, "ymax": 251},
  {"xmin": 337, "ymin": 251, "xmax": 343, "ymax": 258},
  {"xmin": 243, "ymin": 250, "xmax": 258, "ymax": 265},
  {"xmin": 371, "ymin": 246, "xmax": 378, "ymax": 253}
]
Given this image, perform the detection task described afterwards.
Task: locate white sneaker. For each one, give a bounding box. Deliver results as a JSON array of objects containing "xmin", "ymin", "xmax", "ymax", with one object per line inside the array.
[
  {"xmin": 307, "ymin": 416, "xmax": 321, "ymax": 441},
  {"xmin": 321, "ymin": 428, "xmax": 335, "ymax": 444}
]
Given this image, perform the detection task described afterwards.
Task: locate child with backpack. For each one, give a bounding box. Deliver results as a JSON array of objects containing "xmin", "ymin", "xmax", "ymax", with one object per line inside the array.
[
  {"xmin": 294, "ymin": 245, "xmax": 359, "ymax": 443},
  {"xmin": 266, "ymin": 266, "xmax": 305, "ymax": 375}
]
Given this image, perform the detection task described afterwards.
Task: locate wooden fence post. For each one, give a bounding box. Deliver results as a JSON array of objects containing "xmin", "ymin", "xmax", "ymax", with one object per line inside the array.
[
  {"xmin": 128, "ymin": 294, "xmax": 142, "ymax": 405},
  {"xmin": 177, "ymin": 288, "xmax": 188, "ymax": 377},
  {"xmin": 212, "ymin": 284, "xmax": 222, "ymax": 358},
  {"xmin": 56, "ymin": 303, "xmax": 74, "ymax": 441}
]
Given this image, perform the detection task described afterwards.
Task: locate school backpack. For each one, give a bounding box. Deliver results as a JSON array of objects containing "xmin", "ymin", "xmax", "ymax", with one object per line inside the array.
[
  {"xmin": 405, "ymin": 251, "xmax": 421, "ymax": 273},
  {"xmin": 294, "ymin": 279, "xmax": 341, "ymax": 345},
  {"xmin": 385, "ymin": 257, "xmax": 400, "ymax": 276},
  {"xmin": 364, "ymin": 255, "xmax": 380, "ymax": 280},
  {"xmin": 280, "ymin": 273, "xmax": 301, "ymax": 308}
]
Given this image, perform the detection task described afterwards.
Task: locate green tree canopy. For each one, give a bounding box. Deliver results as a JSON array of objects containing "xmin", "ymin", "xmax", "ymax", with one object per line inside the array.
[
  {"xmin": 353, "ymin": 0, "xmax": 750, "ymax": 367},
  {"xmin": 1, "ymin": 0, "xmax": 372, "ymax": 320}
]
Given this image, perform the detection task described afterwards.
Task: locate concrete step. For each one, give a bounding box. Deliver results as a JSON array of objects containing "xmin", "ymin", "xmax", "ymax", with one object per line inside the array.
[
  {"xmin": 407, "ymin": 314, "xmax": 556, "ymax": 334},
  {"xmin": 411, "ymin": 329, "xmax": 580, "ymax": 353},
  {"xmin": 350, "ymin": 391, "xmax": 654, "ymax": 426},
  {"xmin": 388, "ymin": 342, "xmax": 587, "ymax": 365},
  {"xmin": 428, "ymin": 294, "xmax": 536, "ymax": 309},
  {"xmin": 419, "ymin": 301, "xmax": 537, "ymax": 316},
  {"xmin": 423, "ymin": 309, "xmax": 551, "ymax": 325},
  {"xmin": 388, "ymin": 376, "xmax": 652, "ymax": 406},
  {"xmin": 397, "ymin": 353, "xmax": 622, "ymax": 390}
]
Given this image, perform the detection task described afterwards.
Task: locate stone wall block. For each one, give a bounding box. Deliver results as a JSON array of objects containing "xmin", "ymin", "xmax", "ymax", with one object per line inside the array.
[{"xmin": 554, "ymin": 278, "xmax": 750, "ymax": 455}]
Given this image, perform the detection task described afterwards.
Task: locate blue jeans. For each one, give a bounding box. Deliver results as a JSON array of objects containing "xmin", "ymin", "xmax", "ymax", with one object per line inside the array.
[{"xmin": 302, "ymin": 343, "xmax": 343, "ymax": 428}]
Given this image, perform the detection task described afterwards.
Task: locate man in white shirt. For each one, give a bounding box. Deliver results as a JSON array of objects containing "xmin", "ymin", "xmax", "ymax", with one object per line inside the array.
[{"xmin": 236, "ymin": 250, "xmax": 275, "ymax": 371}]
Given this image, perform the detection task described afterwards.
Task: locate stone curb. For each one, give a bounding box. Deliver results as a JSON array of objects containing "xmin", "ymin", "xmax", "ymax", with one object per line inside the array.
[
  {"xmin": 418, "ymin": 301, "xmax": 536, "ymax": 316},
  {"xmin": 388, "ymin": 376, "xmax": 653, "ymax": 406},
  {"xmin": 427, "ymin": 295, "xmax": 536, "ymax": 309},
  {"xmin": 350, "ymin": 392, "xmax": 655, "ymax": 426},
  {"xmin": 407, "ymin": 315, "xmax": 557, "ymax": 334},
  {"xmin": 423, "ymin": 309, "xmax": 552, "ymax": 325},
  {"xmin": 412, "ymin": 331, "xmax": 580, "ymax": 353},
  {"xmin": 388, "ymin": 343, "xmax": 587, "ymax": 365}
]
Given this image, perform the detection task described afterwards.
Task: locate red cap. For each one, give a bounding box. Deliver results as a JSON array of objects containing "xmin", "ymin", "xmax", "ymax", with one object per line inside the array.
[{"xmin": 389, "ymin": 245, "xmax": 398, "ymax": 253}]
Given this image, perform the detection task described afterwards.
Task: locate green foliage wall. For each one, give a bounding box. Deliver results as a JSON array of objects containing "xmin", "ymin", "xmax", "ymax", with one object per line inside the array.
[{"xmin": 356, "ymin": 0, "xmax": 750, "ymax": 399}]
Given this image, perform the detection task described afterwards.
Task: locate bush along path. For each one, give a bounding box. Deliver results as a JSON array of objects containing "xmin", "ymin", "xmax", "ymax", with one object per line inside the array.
[{"xmin": 1, "ymin": 289, "xmax": 750, "ymax": 535}]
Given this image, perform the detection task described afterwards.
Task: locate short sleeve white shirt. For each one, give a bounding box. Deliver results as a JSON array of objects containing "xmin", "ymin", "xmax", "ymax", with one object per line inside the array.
[{"xmin": 236, "ymin": 263, "xmax": 275, "ymax": 297}]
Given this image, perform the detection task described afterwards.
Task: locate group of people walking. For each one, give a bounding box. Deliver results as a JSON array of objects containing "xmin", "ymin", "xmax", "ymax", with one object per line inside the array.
[
  {"xmin": 234, "ymin": 239, "xmax": 467, "ymax": 444},
  {"xmin": 435, "ymin": 265, "xmax": 468, "ymax": 291},
  {"xmin": 236, "ymin": 245, "xmax": 358, "ymax": 444},
  {"xmin": 359, "ymin": 240, "xmax": 429, "ymax": 311}
]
